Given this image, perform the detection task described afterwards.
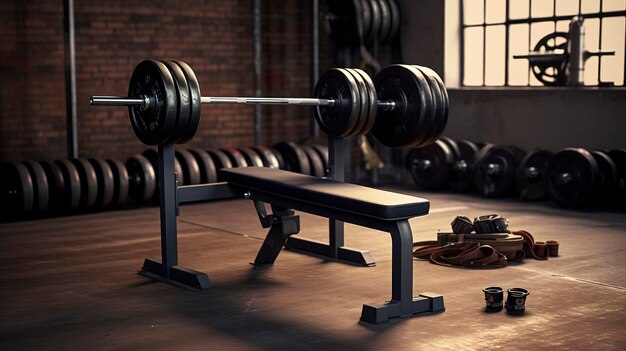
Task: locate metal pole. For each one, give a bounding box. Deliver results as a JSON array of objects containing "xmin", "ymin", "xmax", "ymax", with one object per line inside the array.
[
  {"xmin": 63, "ymin": 0, "xmax": 78, "ymax": 158},
  {"xmin": 309, "ymin": 0, "xmax": 320, "ymax": 137},
  {"xmin": 253, "ymin": 0, "xmax": 262, "ymax": 145}
]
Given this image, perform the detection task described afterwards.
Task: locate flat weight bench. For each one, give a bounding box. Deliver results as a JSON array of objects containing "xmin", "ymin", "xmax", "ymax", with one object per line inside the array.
[{"xmin": 220, "ymin": 167, "xmax": 445, "ymax": 323}]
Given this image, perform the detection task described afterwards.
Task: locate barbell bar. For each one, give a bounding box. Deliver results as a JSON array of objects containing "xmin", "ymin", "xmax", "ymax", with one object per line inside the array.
[{"xmin": 89, "ymin": 59, "xmax": 448, "ymax": 148}]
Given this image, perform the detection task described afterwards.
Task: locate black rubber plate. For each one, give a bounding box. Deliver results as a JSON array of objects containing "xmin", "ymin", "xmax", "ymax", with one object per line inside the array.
[
  {"xmin": 591, "ymin": 150, "xmax": 618, "ymax": 201},
  {"xmin": 446, "ymin": 139, "xmax": 478, "ymax": 192},
  {"xmin": 373, "ymin": 65, "xmax": 432, "ymax": 148},
  {"xmin": 515, "ymin": 149, "xmax": 554, "ymax": 201},
  {"xmin": 342, "ymin": 68, "xmax": 368, "ymax": 137},
  {"xmin": 474, "ymin": 146, "xmax": 525, "ymax": 197},
  {"xmin": 55, "ymin": 159, "xmax": 81, "ymax": 209},
  {"xmin": 175, "ymin": 149, "xmax": 201, "ymax": 185},
  {"xmin": 70, "ymin": 158, "xmax": 98, "ymax": 208},
  {"xmin": 415, "ymin": 65, "xmax": 449, "ymax": 145},
  {"xmin": 350, "ymin": 68, "xmax": 378, "ymax": 136},
  {"xmin": 128, "ymin": 60, "xmax": 177, "ymax": 145},
  {"xmin": 0, "ymin": 162, "xmax": 33, "ymax": 216},
  {"xmin": 161, "ymin": 60, "xmax": 191, "ymax": 145},
  {"xmin": 375, "ymin": 0, "xmax": 391, "ymax": 43},
  {"xmin": 547, "ymin": 148, "xmax": 599, "ymax": 207},
  {"xmin": 607, "ymin": 149, "xmax": 626, "ymax": 204},
  {"xmin": 250, "ymin": 146, "xmax": 281, "ymax": 169},
  {"xmin": 273, "ymin": 142, "xmax": 312, "ymax": 175},
  {"xmin": 310, "ymin": 144, "xmax": 329, "ymax": 176},
  {"xmin": 301, "ymin": 145, "xmax": 326, "ymax": 177},
  {"xmin": 269, "ymin": 147, "xmax": 286, "ymax": 170},
  {"xmin": 406, "ymin": 140, "xmax": 454, "ymax": 190},
  {"xmin": 173, "ymin": 60, "xmax": 201, "ymax": 144},
  {"xmin": 367, "ymin": 0, "xmax": 382, "ymax": 44},
  {"xmin": 22, "ymin": 160, "xmax": 49, "ymax": 212},
  {"xmin": 40, "ymin": 160, "xmax": 66, "ymax": 213},
  {"xmin": 188, "ymin": 148, "xmax": 217, "ymax": 184},
  {"xmin": 221, "ymin": 148, "xmax": 249, "ymax": 168},
  {"xmin": 386, "ymin": 0, "xmax": 401, "ymax": 43},
  {"xmin": 314, "ymin": 68, "xmax": 360, "ymax": 137},
  {"xmin": 107, "ymin": 159, "xmax": 129, "ymax": 206},
  {"xmin": 88, "ymin": 158, "xmax": 115, "ymax": 208},
  {"xmin": 238, "ymin": 147, "xmax": 265, "ymax": 168},
  {"xmin": 126, "ymin": 154, "xmax": 156, "ymax": 203}
]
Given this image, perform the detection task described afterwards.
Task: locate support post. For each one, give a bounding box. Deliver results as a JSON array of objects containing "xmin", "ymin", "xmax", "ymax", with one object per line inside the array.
[
  {"xmin": 309, "ymin": 0, "xmax": 320, "ymax": 137},
  {"xmin": 253, "ymin": 0, "xmax": 263, "ymax": 145},
  {"xmin": 63, "ymin": 0, "xmax": 78, "ymax": 158}
]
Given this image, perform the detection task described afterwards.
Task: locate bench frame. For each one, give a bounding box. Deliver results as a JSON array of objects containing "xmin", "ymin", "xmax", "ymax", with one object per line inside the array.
[{"xmin": 140, "ymin": 139, "xmax": 444, "ymax": 323}]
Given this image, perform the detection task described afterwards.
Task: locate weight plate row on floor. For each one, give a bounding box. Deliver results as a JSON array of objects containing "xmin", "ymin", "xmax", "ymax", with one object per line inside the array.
[
  {"xmin": 126, "ymin": 155, "xmax": 156, "ymax": 204},
  {"xmin": 0, "ymin": 162, "xmax": 34, "ymax": 218},
  {"xmin": 88, "ymin": 158, "xmax": 115, "ymax": 208},
  {"xmin": 249, "ymin": 146, "xmax": 281, "ymax": 169},
  {"xmin": 187, "ymin": 148, "xmax": 217, "ymax": 184},
  {"xmin": 40, "ymin": 160, "xmax": 67, "ymax": 213},
  {"xmin": 69, "ymin": 159, "xmax": 98, "ymax": 208},
  {"xmin": 175, "ymin": 149, "xmax": 201, "ymax": 185},
  {"xmin": 272, "ymin": 141, "xmax": 311, "ymax": 175},
  {"xmin": 22, "ymin": 160, "xmax": 49, "ymax": 213},
  {"xmin": 142, "ymin": 149, "xmax": 184, "ymax": 203},
  {"xmin": 515, "ymin": 150, "xmax": 554, "ymax": 201},
  {"xmin": 238, "ymin": 147, "xmax": 265, "ymax": 168},
  {"xmin": 473, "ymin": 145, "xmax": 526, "ymax": 197},
  {"xmin": 107, "ymin": 159, "xmax": 129, "ymax": 206},
  {"xmin": 546, "ymin": 148, "xmax": 600, "ymax": 207},
  {"xmin": 301, "ymin": 145, "xmax": 326, "ymax": 177},
  {"xmin": 608, "ymin": 149, "xmax": 626, "ymax": 204},
  {"xmin": 405, "ymin": 139, "xmax": 455, "ymax": 190}
]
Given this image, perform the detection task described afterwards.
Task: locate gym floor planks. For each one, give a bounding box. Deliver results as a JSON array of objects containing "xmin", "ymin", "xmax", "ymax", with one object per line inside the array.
[{"xmin": 1, "ymin": 190, "xmax": 624, "ymax": 350}]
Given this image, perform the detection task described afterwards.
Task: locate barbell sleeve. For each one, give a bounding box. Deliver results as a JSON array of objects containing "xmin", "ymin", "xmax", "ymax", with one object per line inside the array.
[{"xmin": 90, "ymin": 95, "xmax": 396, "ymax": 110}]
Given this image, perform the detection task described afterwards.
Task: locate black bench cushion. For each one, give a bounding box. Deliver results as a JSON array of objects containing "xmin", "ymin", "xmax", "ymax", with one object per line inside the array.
[{"xmin": 220, "ymin": 167, "xmax": 429, "ymax": 220}]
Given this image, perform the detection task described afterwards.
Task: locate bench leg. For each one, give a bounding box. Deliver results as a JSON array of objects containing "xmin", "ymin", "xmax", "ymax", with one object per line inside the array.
[
  {"xmin": 252, "ymin": 205, "xmax": 300, "ymax": 265},
  {"xmin": 360, "ymin": 220, "xmax": 445, "ymax": 324}
]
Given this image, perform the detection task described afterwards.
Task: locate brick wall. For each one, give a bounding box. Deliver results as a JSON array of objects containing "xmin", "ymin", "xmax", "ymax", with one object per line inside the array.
[
  {"xmin": 0, "ymin": 0, "xmax": 337, "ymax": 161},
  {"xmin": 0, "ymin": 0, "xmax": 398, "ymax": 162}
]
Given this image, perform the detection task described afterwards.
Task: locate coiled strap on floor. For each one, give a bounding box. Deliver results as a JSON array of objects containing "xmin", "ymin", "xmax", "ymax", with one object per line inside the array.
[
  {"xmin": 413, "ymin": 242, "xmax": 507, "ymax": 268},
  {"xmin": 512, "ymin": 230, "xmax": 559, "ymax": 260}
]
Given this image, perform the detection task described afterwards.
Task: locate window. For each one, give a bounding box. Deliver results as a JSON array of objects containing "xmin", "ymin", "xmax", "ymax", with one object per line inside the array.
[{"xmin": 461, "ymin": 0, "xmax": 626, "ymax": 86}]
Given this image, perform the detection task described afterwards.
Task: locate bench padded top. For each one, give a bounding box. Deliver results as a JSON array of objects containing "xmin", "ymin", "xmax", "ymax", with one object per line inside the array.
[{"xmin": 220, "ymin": 167, "xmax": 429, "ymax": 220}]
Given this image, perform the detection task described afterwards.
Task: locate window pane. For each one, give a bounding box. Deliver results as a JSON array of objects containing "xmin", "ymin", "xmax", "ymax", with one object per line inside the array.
[
  {"xmin": 485, "ymin": 25, "xmax": 506, "ymax": 85},
  {"xmin": 464, "ymin": 0, "xmax": 485, "ymax": 25},
  {"xmin": 509, "ymin": 24, "xmax": 530, "ymax": 85},
  {"xmin": 510, "ymin": 0, "xmax": 530, "ymax": 19},
  {"xmin": 600, "ymin": 17, "xmax": 625, "ymax": 85},
  {"xmin": 603, "ymin": 0, "xmax": 626, "ymax": 12},
  {"xmin": 581, "ymin": 0, "xmax": 600, "ymax": 14},
  {"xmin": 556, "ymin": 0, "xmax": 579, "ymax": 16},
  {"xmin": 583, "ymin": 18, "xmax": 600, "ymax": 85},
  {"xmin": 531, "ymin": 0, "xmax": 554, "ymax": 18},
  {"xmin": 486, "ymin": 0, "xmax": 506, "ymax": 23},
  {"xmin": 556, "ymin": 20, "xmax": 570, "ymax": 32},
  {"xmin": 464, "ymin": 27, "xmax": 485, "ymax": 85}
]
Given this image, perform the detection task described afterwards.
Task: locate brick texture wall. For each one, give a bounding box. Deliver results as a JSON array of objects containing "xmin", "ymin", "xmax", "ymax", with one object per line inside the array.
[{"xmin": 0, "ymin": 0, "xmax": 338, "ymax": 162}]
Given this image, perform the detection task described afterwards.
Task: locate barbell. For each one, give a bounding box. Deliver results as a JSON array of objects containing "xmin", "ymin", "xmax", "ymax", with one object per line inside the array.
[{"xmin": 90, "ymin": 59, "xmax": 448, "ymax": 148}]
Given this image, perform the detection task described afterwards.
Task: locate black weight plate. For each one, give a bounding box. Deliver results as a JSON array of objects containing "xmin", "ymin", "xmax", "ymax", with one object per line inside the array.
[
  {"xmin": 343, "ymin": 68, "xmax": 368, "ymax": 137},
  {"xmin": 474, "ymin": 145, "xmax": 523, "ymax": 197},
  {"xmin": 126, "ymin": 155, "xmax": 156, "ymax": 203},
  {"xmin": 142, "ymin": 149, "xmax": 184, "ymax": 186},
  {"xmin": 412, "ymin": 66, "xmax": 441, "ymax": 146},
  {"xmin": 207, "ymin": 149, "xmax": 233, "ymax": 169},
  {"xmin": 273, "ymin": 141, "xmax": 312, "ymax": 175},
  {"xmin": 327, "ymin": 0, "xmax": 360, "ymax": 47},
  {"xmin": 188, "ymin": 148, "xmax": 217, "ymax": 183},
  {"xmin": 591, "ymin": 150, "xmax": 618, "ymax": 202},
  {"xmin": 269, "ymin": 147, "xmax": 286, "ymax": 170},
  {"xmin": 375, "ymin": 0, "xmax": 391, "ymax": 43},
  {"xmin": 106, "ymin": 159, "xmax": 129, "ymax": 206},
  {"xmin": 310, "ymin": 144, "xmax": 329, "ymax": 175},
  {"xmin": 221, "ymin": 148, "xmax": 249, "ymax": 168},
  {"xmin": 367, "ymin": 0, "xmax": 382, "ymax": 43},
  {"xmin": 386, "ymin": 0, "xmax": 401, "ymax": 43},
  {"xmin": 0, "ymin": 162, "xmax": 34, "ymax": 216},
  {"xmin": 175, "ymin": 149, "xmax": 201, "ymax": 185},
  {"xmin": 301, "ymin": 145, "xmax": 326, "ymax": 177},
  {"xmin": 55, "ymin": 159, "xmax": 81, "ymax": 209},
  {"xmin": 607, "ymin": 149, "xmax": 626, "ymax": 204},
  {"xmin": 88, "ymin": 158, "xmax": 115, "ymax": 208},
  {"xmin": 359, "ymin": 0, "xmax": 373, "ymax": 43},
  {"xmin": 350, "ymin": 68, "xmax": 378, "ymax": 136},
  {"xmin": 547, "ymin": 148, "xmax": 599, "ymax": 207},
  {"xmin": 438, "ymin": 137, "xmax": 461, "ymax": 159},
  {"xmin": 515, "ymin": 150, "xmax": 554, "ymax": 201},
  {"xmin": 128, "ymin": 60, "xmax": 178, "ymax": 145},
  {"xmin": 447, "ymin": 139, "xmax": 480, "ymax": 192},
  {"xmin": 405, "ymin": 140, "xmax": 455, "ymax": 190},
  {"xmin": 314, "ymin": 68, "xmax": 361, "ymax": 137},
  {"xmin": 161, "ymin": 60, "xmax": 191, "ymax": 145},
  {"xmin": 416, "ymin": 65, "xmax": 449, "ymax": 145},
  {"xmin": 39, "ymin": 160, "xmax": 66, "ymax": 213},
  {"xmin": 238, "ymin": 147, "xmax": 265, "ymax": 168},
  {"xmin": 69, "ymin": 158, "xmax": 98, "ymax": 208},
  {"xmin": 172, "ymin": 60, "xmax": 201, "ymax": 144},
  {"xmin": 22, "ymin": 160, "xmax": 49, "ymax": 212},
  {"xmin": 373, "ymin": 65, "xmax": 433, "ymax": 148},
  {"xmin": 250, "ymin": 146, "xmax": 281, "ymax": 169}
]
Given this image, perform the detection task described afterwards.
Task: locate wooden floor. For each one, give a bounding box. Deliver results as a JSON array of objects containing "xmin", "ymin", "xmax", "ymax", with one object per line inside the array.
[{"xmin": 1, "ymin": 188, "xmax": 625, "ymax": 350}]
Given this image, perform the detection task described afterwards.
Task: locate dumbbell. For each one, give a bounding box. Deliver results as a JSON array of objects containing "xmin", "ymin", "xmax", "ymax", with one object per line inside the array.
[
  {"xmin": 515, "ymin": 150, "xmax": 554, "ymax": 201},
  {"xmin": 90, "ymin": 60, "xmax": 448, "ymax": 150},
  {"xmin": 405, "ymin": 139, "xmax": 455, "ymax": 190},
  {"xmin": 546, "ymin": 148, "xmax": 620, "ymax": 207},
  {"xmin": 473, "ymin": 145, "xmax": 527, "ymax": 197}
]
